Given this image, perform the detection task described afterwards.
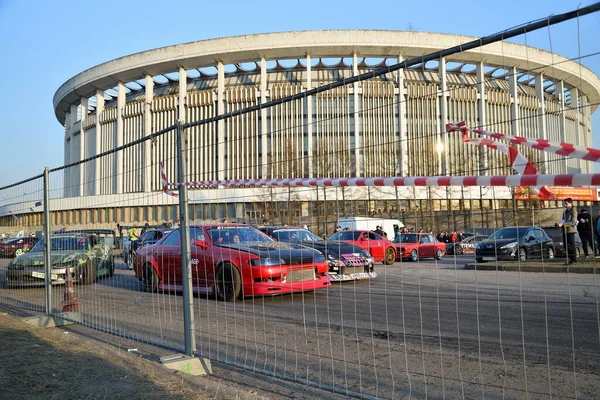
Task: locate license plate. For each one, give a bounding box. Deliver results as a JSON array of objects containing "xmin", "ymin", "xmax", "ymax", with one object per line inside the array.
[
  {"xmin": 482, "ymin": 256, "xmax": 496, "ymax": 261},
  {"xmin": 31, "ymin": 271, "xmax": 58, "ymax": 280}
]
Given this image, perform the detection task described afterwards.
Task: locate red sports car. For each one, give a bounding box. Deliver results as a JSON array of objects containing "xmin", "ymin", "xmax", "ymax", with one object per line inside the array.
[
  {"xmin": 0, "ymin": 237, "xmax": 39, "ymax": 258},
  {"xmin": 393, "ymin": 233, "xmax": 446, "ymax": 261},
  {"xmin": 133, "ymin": 224, "xmax": 331, "ymax": 301},
  {"xmin": 328, "ymin": 230, "xmax": 396, "ymax": 265}
]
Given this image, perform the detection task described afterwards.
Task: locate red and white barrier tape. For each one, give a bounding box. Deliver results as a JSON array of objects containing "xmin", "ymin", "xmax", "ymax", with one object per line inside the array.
[
  {"xmin": 160, "ymin": 173, "xmax": 600, "ymax": 189},
  {"xmin": 160, "ymin": 162, "xmax": 178, "ymax": 197},
  {"xmin": 448, "ymin": 121, "xmax": 555, "ymax": 199},
  {"xmin": 447, "ymin": 121, "xmax": 600, "ymax": 162}
]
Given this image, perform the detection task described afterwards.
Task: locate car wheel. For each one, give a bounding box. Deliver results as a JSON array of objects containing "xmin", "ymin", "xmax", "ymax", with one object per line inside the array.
[
  {"xmin": 142, "ymin": 264, "xmax": 159, "ymax": 292},
  {"xmin": 81, "ymin": 259, "xmax": 97, "ymax": 285},
  {"xmin": 410, "ymin": 249, "xmax": 418, "ymax": 262},
  {"xmin": 518, "ymin": 248, "xmax": 527, "ymax": 262},
  {"xmin": 15, "ymin": 249, "xmax": 23, "ymax": 257},
  {"xmin": 547, "ymin": 247, "xmax": 555, "ymax": 260},
  {"xmin": 215, "ymin": 263, "xmax": 241, "ymax": 302},
  {"xmin": 384, "ymin": 248, "xmax": 396, "ymax": 265},
  {"xmin": 435, "ymin": 249, "xmax": 443, "ymax": 260},
  {"xmin": 455, "ymin": 246, "xmax": 463, "ymax": 255}
]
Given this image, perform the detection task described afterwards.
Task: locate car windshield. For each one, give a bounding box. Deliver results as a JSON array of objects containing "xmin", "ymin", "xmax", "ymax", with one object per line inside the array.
[
  {"xmin": 394, "ymin": 234, "xmax": 418, "ymax": 243},
  {"xmin": 274, "ymin": 230, "xmax": 321, "ymax": 243},
  {"xmin": 329, "ymin": 231, "xmax": 360, "ymax": 241},
  {"xmin": 31, "ymin": 236, "xmax": 89, "ymax": 252},
  {"xmin": 3, "ymin": 238, "xmax": 23, "ymax": 244},
  {"xmin": 205, "ymin": 226, "xmax": 273, "ymax": 244},
  {"xmin": 488, "ymin": 227, "xmax": 528, "ymax": 240}
]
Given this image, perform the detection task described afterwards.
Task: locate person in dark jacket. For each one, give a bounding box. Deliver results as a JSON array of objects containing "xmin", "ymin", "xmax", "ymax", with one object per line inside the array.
[
  {"xmin": 558, "ymin": 197, "xmax": 577, "ymax": 265},
  {"xmin": 576, "ymin": 208, "xmax": 594, "ymax": 257},
  {"xmin": 595, "ymin": 211, "xmax": 600, "ymax": 256}
]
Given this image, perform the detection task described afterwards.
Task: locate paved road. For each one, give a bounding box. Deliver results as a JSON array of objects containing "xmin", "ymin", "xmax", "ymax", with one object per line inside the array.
[{"xmin": 1, "ymin": 255, "xmax": 599, "ymax": 399}]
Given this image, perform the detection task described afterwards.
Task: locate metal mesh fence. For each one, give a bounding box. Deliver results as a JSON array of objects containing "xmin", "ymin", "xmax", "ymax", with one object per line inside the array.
[{"xmin": 1, "ymin": 4, "xmax": 600, "ymax": 398}]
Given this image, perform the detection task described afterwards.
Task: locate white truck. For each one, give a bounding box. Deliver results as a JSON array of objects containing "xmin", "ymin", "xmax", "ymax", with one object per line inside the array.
[{"xmin": 336, "ymin": 217, "xmax": 404, "ymax": 240}]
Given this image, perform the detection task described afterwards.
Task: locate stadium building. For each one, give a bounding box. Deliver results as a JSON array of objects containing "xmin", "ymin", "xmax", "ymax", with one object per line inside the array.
[{"xmin": 3, "ymin": 31, "xmax": 600, "ymax": 233}]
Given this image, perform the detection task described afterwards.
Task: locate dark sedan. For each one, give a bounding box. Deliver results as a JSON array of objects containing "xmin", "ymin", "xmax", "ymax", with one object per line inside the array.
[
  {"xmin": 446, "ymin": 235, "xmax": 488, "ymax": 255},
  {"xmin": 475, "ymin": 226, "xmax": 555, "ymax": 262},
  {"xmin": 133, "ymin": 224, "xmax": 331, "ymax": 301},
  {"xmin": 259, "ymin": 226, "xmax": 376, "ymax": 281}
]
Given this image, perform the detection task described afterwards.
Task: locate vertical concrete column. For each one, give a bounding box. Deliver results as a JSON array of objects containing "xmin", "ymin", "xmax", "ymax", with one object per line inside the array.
[
  {"xmin": 352, "ymin": 53, "xmax": 361, "ymax": 177},
  {"xmin": 80, "ymin": 98, "xmax": 88, "ymax": 195},
  {"xmin": 555, "ymin": 80, "xmax": 569, "ymax": 173},
  {"xmin": 116, "ymin": 82, "xmax": 125, "ymax": 194},
  {"xmin": 535, "ymin": 73, "xmax": 549, "ymax": 173},
  {"xmin": 70, "ymin": 104, "xmax": 78, "ymax": 196},
  {"xmin": 178, "ymin": 67, "xmax": 188, "ymax": 177},
  {"xmin": 64, "ymin": 111, "xmax": 70, "ymax": 197},
  {"xmin": 306, "ymin": 55, "xmax": 313, "ymax": 178},
  {"xmin": 94, "ymin": 90, "xmax": 104, "ymax": 195},
  {"xmin": 509, "ymin": 66, "xmax": 520, "ymax": 137},
  {"xmin": 217, "ymin": 62, "xmax": 225, "ymax": 180},
  {"xmin": 144, "ymin": 76, "xmax": 154, "ymax": 192},
  {"xmin": 571, "ymin": 88, "xmax": 584, "ymax": 173},
  {"xmin": 438, "ymin": 57, "xmax": 449, "ymax": 176},
  {"xmin": 397, "ymin": 55, "xmax": 408, "ymax": 177},
  {"xmin": 260, "ymin": 58, "xmax": 268, "ymax": 179},
  {"xmin": 476, "ymin": 63, "xmax": 487, "ymax": 175}
]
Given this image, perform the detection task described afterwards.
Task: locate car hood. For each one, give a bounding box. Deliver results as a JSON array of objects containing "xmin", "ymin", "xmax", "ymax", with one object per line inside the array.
[
  {"xmin": 216, "ymin": 241, "xmax": 323, "ymax": 262},
  {"xmin": 8, "ymin": 250, "xmax": 88, "ymax": 269},
  {"xmin": 479, "ymin": 239, "xmax": 518, "ymax": 248}
]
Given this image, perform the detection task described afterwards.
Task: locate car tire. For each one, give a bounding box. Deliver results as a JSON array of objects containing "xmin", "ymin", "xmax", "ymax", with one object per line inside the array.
[
  {"xmin": 215, "ymin": 263, "xmax": 241, "ymax": 302},
  {"xmin": 518, "ymin": 248, "xmax": 527, "ymax": 262},
  {"xmin": 435, "ymin": 249, "xmax": 443, "ymax": 260},
  {"xmin": 455, "ymin": 246, "xmax": 463, "ymax": 255},
  {"xmin": 547, "ymin": 247, "xmax": 555, "ymax": 260},
  {"xmin": 384, "ymin": 248, "xmax": 396, "ymax": 265},
  {"xmin": 81, "ymin": 259, "xmax": 97, "ymax": 285},
  {"xmin": 142, "ymin": 264, "xmax": 159, "ymax": 292},
  {"xmin": 127, "ymin": 252, "xmax": 134, "ymax": 270},
  {"xmin": 410, "ymin": 249, "xmax": 418, "ymax": 262},
  {"xmin": 15, "ymin": 249, "xmax": 23, "ymax": 257}
]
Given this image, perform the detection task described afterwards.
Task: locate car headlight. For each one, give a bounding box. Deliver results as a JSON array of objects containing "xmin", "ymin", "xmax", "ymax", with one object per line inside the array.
[
  {"xmin": 250, "ymin": 258, "xmax": 284, "ymax": 266},
  {"xmin": 500, "ymin": 242, "xmax": 518, "ymax": 250},
  {"xmin": 327, "ymin": 254, "xmax": 336, "ymax": 260},
  {"xmin": 475, "ymin": 244, "xmax": 482, "ymax": 250}
]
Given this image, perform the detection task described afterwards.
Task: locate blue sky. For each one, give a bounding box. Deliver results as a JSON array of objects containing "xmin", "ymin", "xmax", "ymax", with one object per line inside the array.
[{"xmin": 0, "ymin": 0, "xmax": 598, "ymax": 187}]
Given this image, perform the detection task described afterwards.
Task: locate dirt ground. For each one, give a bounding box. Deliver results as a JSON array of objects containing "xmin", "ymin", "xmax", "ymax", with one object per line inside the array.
[{"xmin": 0, "ymin": 305, "xmax": 344, "ymax": 400}]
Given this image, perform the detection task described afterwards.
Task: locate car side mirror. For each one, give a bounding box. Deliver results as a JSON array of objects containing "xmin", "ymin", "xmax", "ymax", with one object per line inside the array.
[{"xmin": 194, "ymin": 240, "xmax": 209, "ymax": 250}]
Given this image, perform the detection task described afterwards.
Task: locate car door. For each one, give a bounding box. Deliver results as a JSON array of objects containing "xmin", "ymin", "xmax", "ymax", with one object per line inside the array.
[
  {"xmin": 535, "ymin": 228, "xmax": 550, "ymax": 258},
  {"xmin": 366, "ymin": 232, "xmax": 384, "ymax": 259},
  {"xmin": 189, "ymin": 227, "xmax": 212, "ymax": 287},
  {"xmin": 523, "ymin": 228, "xmax": 540, "ymax": 259},
  {"xmin": 157, "ymin": 229, "xmax": 183, "ymax": 285},
  {"xmin": 418, "ymin": 235, "xmax": 431, "ymax": 257}
]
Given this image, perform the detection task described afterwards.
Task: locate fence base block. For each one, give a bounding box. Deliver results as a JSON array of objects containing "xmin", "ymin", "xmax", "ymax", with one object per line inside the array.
[
  {"xmin": 22, "ymin": 313, "xmax": 78, "ymax": 328},
  {"xmin": 159, "ymin": 354, "xmax": 212, "ymax": 376}
]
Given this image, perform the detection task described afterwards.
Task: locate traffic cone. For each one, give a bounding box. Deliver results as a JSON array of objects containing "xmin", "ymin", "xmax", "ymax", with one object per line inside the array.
[{"xmin": 62, "ymin": 269, "xmax": 79, "ymax": 312}]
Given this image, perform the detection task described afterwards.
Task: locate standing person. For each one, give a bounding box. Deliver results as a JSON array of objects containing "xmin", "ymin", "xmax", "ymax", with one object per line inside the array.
[
  {"xmin": 141, "ymin": 222, "xmax": 150, "ymax": 235},
  {"xmin": 558, "ymin": 197, "xmax": 578, "ymax": 265},
  {"xmin": 373, "ymin": 225, "xmax": 387, "ymax": 238},
  {"xmin": 595, "ymin": 211, "xmax": 600, "ymax": 256},
  {"xmin": 576, "ymin": 208, "xmax": 593, "ymax": 258}
]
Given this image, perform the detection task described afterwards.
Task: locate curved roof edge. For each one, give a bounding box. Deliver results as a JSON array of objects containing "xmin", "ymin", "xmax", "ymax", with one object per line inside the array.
[{"xmin": 53, "ymin": 30, "xmax": 600, "ymax": 125}]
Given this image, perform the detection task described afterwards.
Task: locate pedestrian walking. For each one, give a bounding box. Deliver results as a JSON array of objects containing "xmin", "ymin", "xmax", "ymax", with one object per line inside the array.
[
  {"xmin": 595, "ymin": 211, "xmax": 600, "ymax": 256},
  {"xmin": 558, "ymin": 197, "xmax": 578, "ymax": 265},
  {"xmin": 576, "ymin": 208, "xmax": 594, "ymax": 257}
]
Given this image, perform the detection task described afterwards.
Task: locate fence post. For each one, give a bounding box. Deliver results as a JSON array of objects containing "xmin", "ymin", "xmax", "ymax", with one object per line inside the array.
[
  {"xmin": 176, "ymin": 122, "xmax": 196, "ymax": 356},
  {"xmin": 43, "ymin": 167, "xmax": 52, "ymax": 315}
]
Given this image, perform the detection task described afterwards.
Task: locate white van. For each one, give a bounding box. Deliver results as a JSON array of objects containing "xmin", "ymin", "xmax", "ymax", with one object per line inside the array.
[{"xmin": 336, "ymin": 217, "xmax": 404, "ymax": 240}]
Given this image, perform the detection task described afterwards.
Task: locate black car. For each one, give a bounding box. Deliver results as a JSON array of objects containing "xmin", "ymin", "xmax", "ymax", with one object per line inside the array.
[
  {"xmin": 542, "ymin": 226, "xmax": 583, "ymax": 258},
  {"xmin": 258, "ymin": 226, "xmax": 376, "ymax": 281},
  {"xmin": 446, "ymin": 234, "xmax": 488, "ymax": 255},
  {"xmin": 475, "ymin": 226, "xmax": 555, "ymax": 262}
]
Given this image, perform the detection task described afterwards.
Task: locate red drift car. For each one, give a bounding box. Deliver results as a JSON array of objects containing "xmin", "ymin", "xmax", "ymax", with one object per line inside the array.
[{"xmin": 133, "ymin": 224, "xmax": 331, "ymax": 301}]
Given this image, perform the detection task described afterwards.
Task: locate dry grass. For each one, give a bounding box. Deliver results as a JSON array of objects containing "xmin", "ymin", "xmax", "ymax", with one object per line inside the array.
[{"xmin": 0, "ymin": 311, "xmax": 216, "ymax": 400}]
